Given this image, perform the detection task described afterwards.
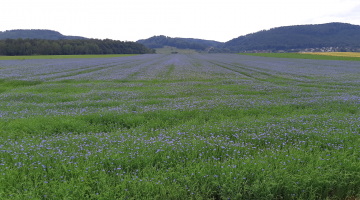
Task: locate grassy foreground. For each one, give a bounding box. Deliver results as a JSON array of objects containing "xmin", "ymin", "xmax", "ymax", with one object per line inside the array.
[
  {"xmin": 1, "ymin": 54, "xmax": 360, "ymax": 199},
  {"xmin": 238, "ymin": 53, "xmax": 360, "ymax": 61},
  {"xmin": 0, "ymin": 54, "xmax": 140, "ymax": 60}
]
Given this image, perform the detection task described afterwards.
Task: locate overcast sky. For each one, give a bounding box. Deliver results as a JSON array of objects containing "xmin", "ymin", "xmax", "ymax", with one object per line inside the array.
[{"xmin": 1, "ymin": 0, "xmax": 360, "ymax": 42}]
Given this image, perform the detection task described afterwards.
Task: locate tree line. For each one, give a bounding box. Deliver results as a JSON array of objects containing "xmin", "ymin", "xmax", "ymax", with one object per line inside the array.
[{"xmin": 0, "ymin": 38, "xmax": 156, "ymax": 56}]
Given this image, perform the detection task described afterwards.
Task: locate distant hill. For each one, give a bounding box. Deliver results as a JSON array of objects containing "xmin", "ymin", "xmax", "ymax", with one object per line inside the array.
[
  {"xmin": 136, "ymin": 35, "xmax": 209, "ymax": 51},
  {"xmin": 176, "ymin": 38, "xmax": 223, "ymax": 47},
  {"xmin": 221, "ymin": 22, "xmax": 360, "ymax": 52},
  {"xmin": 0, "ymin": 29, "xmax": 87, "ymax": 40},
  {"xmin": 154, "ymin": 46, "xmax": 199, "ymax": 54}
]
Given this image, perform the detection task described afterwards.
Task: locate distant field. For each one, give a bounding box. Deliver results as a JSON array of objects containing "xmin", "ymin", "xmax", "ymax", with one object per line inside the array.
[
  {"xmin": 239, "ymin": 53, "xmax": 360, "ymax": 61},
  {"xmin": 155, "ymin": 46, "xmax": 199, "ymax": 54},
  {"xmin": 304, "ymin": 52, "xmax": 360, "ymax": 57},
  {"xmin": 0, "ymin": 54, "xmax": 140, "ymax": 60}
]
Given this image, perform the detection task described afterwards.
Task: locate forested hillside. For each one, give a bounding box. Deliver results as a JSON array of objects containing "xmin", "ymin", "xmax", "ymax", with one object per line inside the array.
[
  {"xmin": 136, "ymin": 35, "xmax": 208, "ymax": 50},
  {"xmin": 177, "ymin": 38, "xmax": 223, "ymax": 47},
  {"xmin": 221, "ymin": 22, "xmax": 360, "ymax": 52},
  {"xmin": 0, "ymin": 38, "xmax": 155, "ymax": 55},
  {"xmin": 0, "ymin": 29, "xmax": 87, "ymax": 40}
]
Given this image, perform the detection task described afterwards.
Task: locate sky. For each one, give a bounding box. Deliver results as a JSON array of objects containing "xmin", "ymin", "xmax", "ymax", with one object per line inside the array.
[{"xmin": 1, "ymin": 0, "xmax": 360, "ymax": 42}]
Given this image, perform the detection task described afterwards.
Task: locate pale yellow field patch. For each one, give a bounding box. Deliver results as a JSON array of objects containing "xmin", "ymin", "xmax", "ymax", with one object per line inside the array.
[{"xmin": 304, "ymin": 52, "xmax": 360, "ymax": 58}]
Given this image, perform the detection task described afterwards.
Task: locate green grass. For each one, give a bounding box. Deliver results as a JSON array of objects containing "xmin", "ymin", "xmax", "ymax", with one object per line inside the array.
[
  {"xmin": 238, "ymin": 53, "xmax": 360, "ymax": 61},
  {"xmin": 0, "ymin": 79, "xmax": 44, "ymax": 93},
  {"xmin": 0, "ymin": 54, "xmax": 140, "ymax": 60}
]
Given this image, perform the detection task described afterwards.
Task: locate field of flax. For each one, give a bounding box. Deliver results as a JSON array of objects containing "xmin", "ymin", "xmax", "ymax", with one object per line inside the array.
[{"xmin": 0, "ymin": 54, "xmax": 360, "ymax": 200}]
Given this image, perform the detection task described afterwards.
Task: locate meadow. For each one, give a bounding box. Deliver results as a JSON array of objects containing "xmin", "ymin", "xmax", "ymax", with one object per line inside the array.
[
  {"xmin": 0, "ymin": 54, "xmax": 360, "ymax": 199},
  {"xmin": 239, "ymin": 53, "xmax": 360, "ymax": 61}
]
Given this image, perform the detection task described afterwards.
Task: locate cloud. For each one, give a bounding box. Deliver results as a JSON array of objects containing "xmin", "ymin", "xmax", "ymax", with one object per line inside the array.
[
  {"xmin": 330, "ymin": 5, "xmax": 360, "ymax": 20},
  {"xmin": 304, "ymin": 4, "xmax": 360, "ymax": 25}
]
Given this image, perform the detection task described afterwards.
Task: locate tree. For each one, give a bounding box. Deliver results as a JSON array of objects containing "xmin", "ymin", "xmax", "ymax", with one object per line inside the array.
[
  {"xmin": 62, "ymin": 44, "xmax": 73, "ymax": 55},
  {"xmin": 0, "ymin": 42, "xmax": 6, "ymax": 55},
  {"xmin": 52, "ymin": 43, "xmax": 61, "ymax": 55}
]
